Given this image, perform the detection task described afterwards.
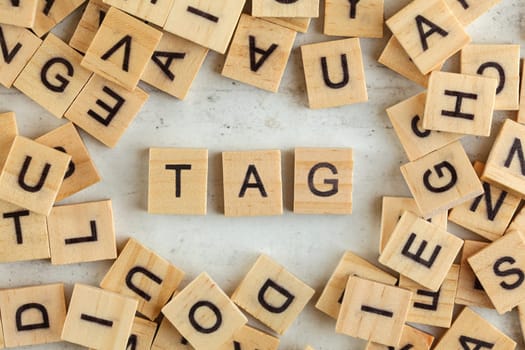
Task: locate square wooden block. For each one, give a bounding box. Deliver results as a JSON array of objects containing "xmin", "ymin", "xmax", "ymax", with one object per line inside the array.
[
  {"xmin": 443, "ymin": 0, "xmax": 502, "ymax": 26},
  {"xmin": 324, "ymin": 0, "xmax": 383, "ymax": 38},
  {"xmin": 231, "ymin": 254, "xmax": 315, "ymax": 334},
  {"xmin": 252, "ymin": 0, "xmax": 318, "ymax": 17},
  {"xmin": 14, "ymin": 33, "xmax": 92, "ymax": 119},
  {"xmin": 0, "ymin": 25, "xmax": 41, "ymax": 88},
  {"xmin": 47, "ymin": 199, "xmax": 117, "ymax": 265},
  {"xmin": 433, "ymin": 307, "xmax": 516, "ymax": 350},
  {"xmin": 151, "ymin": 317, "xmax": 194, "ymax": 350},
  {"xmin": 141, "ymin": 32, "xmax": 208, "ymax": 100},
  {"xmin": 0, "ymin": 284, "xmax": 66, "ymax": 347},
  {"xmin": 0, "ymin": 200, "xmax": 50, "ymax": 262},
  {"xmin": 82, "ymin": 7, "xmax": 162, "ymax": 91},
  {"xmin": 148, "ymin": 148, "xmax": 208, "ymax": 215},
  {"xmin": 222, "ymin": 14, "xmax": 296, "ymax": 93},
  {"xmin": 222, "ymin": 150, "xmax": 282, "ymax": 217},
  {"xmin": 163, "ymin": 0, "xmax": 245, "ymax": 54},
  {"xmin": 335, "ymin": 276, "xmax": 412, "ymax": 347},
  {"xmin": 387, "ymin": 92, "xmax": 462, "ymax": 161},
  {"xmin": 0, "ymin": 111, "xmax": 17, "ymax": 169},
  {"xmin": 218, "ymin": 325, "xmax": 280, "ymax": 350},
  {"xmin": 0, "ymin": 136, "xmax": 70, "ymax": 216},
  {"xmin": 423, "ymin": 71, "xmax": 497, "ymax": 136},
  {"xmin": 400, "ymin": 141, "xmax": 483, "ymax": 218},
  {"xmin": 35, "ymin": 122, "xmax": 101, "ymax": 202},
  {"xmin": 315, "ymin": 251, "xmax": 397, "ymax": 319},
  {"xmin": 100, "ymin": 238, "xmax": 185, "ymax": 320},
  {"xmin": 162, "ymin": 272, "xmax": 247, "ymax": 350},
  {"xmin": 62, "ymin": 284, "xmax": 138, "ymax": 349},
  {"xmin": 386, "ymin": 0, "xmax": 470, "ymax": 75},
  {"xmin": 482, "ymin": 119, "xmax": 525, "ymax": 197},
  {"xmin": 69, "ymin": 0, "xmax": 110, "ymax": 54},
  {"xmin": 31, "ymin": 0, "xmax": 85, "ymax": 37},
  {"xmin": 0, "ymin": 0, "xmax": 38, "ymax": 27},
  {"xmin": 65, "ymin": 74, "xmax": 149, "ymax": 148},
  {"xmin": 379, "ymin": 211, "xmax": 463, "ymax": 291},
  {"xmin": 123, "ymin": 317, "xmax": 157, "ymax": 350},
  {"xmin": 518, "ymin": 60, "xmax": 525, "ymax": 124},
  {"xmin": 293, "ymin": 148, "xmax": 353, "ymax": 214},
  {"xmin": 508, "ymin": 206, "xmax": 525, "ymax": 234},
  {"xmin": 456, "ymin": 240, "xmax": 494, "ymax": 309},
  {"xmin": 301, "ymin": 38, "xmax": 367, "ymax": 109},
  {"xmin": 449, "ymin": 162, "xmax": 520, "ymax": 242},
  {"xmin": 365, "ymin": 325, "xmax": 434, "ymax": 350},
  {"xmin": 264, "ymin": 17, "xmax": 311, "ymax": 33},
  {"xmin": 103, "ymin": 0, "xmax": 174, "ymax": 27},
  {"xmin": 399, "ymin": 264, "xmax": 459, "ymax": 328},
  {"xmin": 468, "ymin": 230, "xmax": 525, "ymax": 314}
]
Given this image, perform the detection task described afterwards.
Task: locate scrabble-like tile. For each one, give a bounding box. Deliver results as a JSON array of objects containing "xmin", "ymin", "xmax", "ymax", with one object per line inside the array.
[
  {"xmin": 0, "ymin": 136, "xmax": 70, "ymax": 216},
  {"xmin": 0, "ymin": 111, "xmax": 17, "ymax": 169},
  {"xmin": 218, "ymin": 325, "xmax": 280, "ymax": 350},
  {"xmin": 449, "ymin": 162, "xmax": 520, "ymax": 242},
  {"xmin": 162, "ymin": 272, "xmax": 247, "ymax": 350},
  {"xmin": 433, "ymin": 307, "xmax": 516, "ymax": 350},
  {"xmin": 386, "ymin": 92, "xmax": 462, "ymax": 161},
  {"xmin": 0, "ymin": 284, "xmax": 66, "ymax": 347},
  {"xmin": 222, "ymin": 14, "xmax": 296, "ymax": 93},
  {"xmin": 124, "ymin": 317, "xmax": 157, "ymax": 350},
  {"xmin": 0, "ymin": 0, "xmax": 38, "ymax": 27},
  {"xmin": 315, "ymin": 251, "xmax": 397, "ymax": 319},
  {"xmin": 443, "ymin": 0, "xmax": 502, "ymax": 26},
  {"xmin": 379, "ymin": 211, "xmax": 463, "ymax": 291},
  {"xmin": 69, "ymin": 0, "xmax": 110, "ymax": 53},
  {"xmin": 301, "ymin": 38, "xmax": 367, "ymax": 109},
  {"xmin": 399, "ymin": 264, "xmax": 459, "ymax": 328},
  {"xmin": 0, "ymin": 25, "xmax": 41, "ymax": 88},
  {"xmin": 455, "ymin": 240, "xmax": 494, "ymax": 309},
  {"xmin": 65, "ymin": 74, "xmax": 149, "ymax": 148},
  {"xmin": 468, "ymin": 230, "xmax": 525, "ymax": 314},
  {"xmin": 62, "ymin": 284, "xmax": 138, "ymax": 349},
  {"xmin": 142, "ymin": 32, "xmax": 208, "ymax": 100},
  {"xmin": 163, "ymin": 0, "xmax": 245, "ymax": 54},
  {"xmin": 31, "ymin": 0, "xmax": 85, "ymax": 37},
  {"xmin": 461, "ymin": 44, "xmax": 520, "ymax": 111},
  {"xmin": 13, "ymin": 34, "xmax": 92, "ymax": 119},
  {"xmin": 508, "ymin": 206, "xmax": 525, "ymax": 234},
  {"xmin": 365, "ymin": 325, "xmax": 434, "ymax": 350},
  {"xmin": 518, "ymin": 60, "xmax": 525, "ymax": 124},
  {"xmin": 0, "ymin": 200, "xmax": 49, "ymax": 262},
  {"xmin": 400, "ymin": 141, "xmax": 483, "ymax": 218},
  {"xmin": 386, "ymin": 0, "xmax": 471, "ymax": 75},
  {"xmin": 100, "ymin": 238, "xmax": 185, "ymax": 320},
  {"xmin": 35, "ymin": 123, "xmax": 101, "ymax": 202},
  {"xmin": 81, "ymin": 7, "xmax": 162, "ymax": 91},
  {"xmin": 148, "ymin": 148, "xmax": 208, "ymax": 215},
  {"xmin": 103, "ymin": 0, "xmax": 174, "ymax": 26},
  {"xmin": 151, "ymin": 317, "xmax": 194, "ymax": 350},
  {"xmin": 335, "ymin": 276, "xmax": 412, "ymax": 347},
  {"xmin": 47, "ymin": 200, "xmax": 117, "ymax": 265},
  {"xmin": 293, "ymin": 148, "xmax": 353, "ymax": 214},
  {"xmin": 252, "ymin": 0, "xmax": 318, "ymax": 18},
  {"xmin": 263, "ymin": 17, "xmax": 310, "ymax": 33},
  {"xmin": 324, "ymin": 0, "xmax": 383, "ymax": 38},
  {"xmin": 231, "ymin": 255, "xmax": 315, "ymax": 334},
  {"xmin": 222, "ymin": 150, "xmax": 282, "ymax": 217}
]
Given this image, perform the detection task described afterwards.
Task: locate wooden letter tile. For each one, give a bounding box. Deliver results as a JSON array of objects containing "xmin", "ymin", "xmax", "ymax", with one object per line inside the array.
[
  {"xmin": 400, "ymin": 141, "xmax": 483, "ymax": 218},
  {"xmin": 47, "ymin": 199, "xmax": 117, "ymax": 265},
  {"xmin": 293, "ymin": 148, "xmax": 353, "ymax": 214},
  {"xmin": 151, "ymin": 317, "xmax": 194, "ymax": 350},
  {"xmin": 263, "ymin": 17, "xmax": 310, "ymax": 33},
  {"xmin": 103, "ymin": 0, "xmax": 174, "ymax": 27},
  {"xmin": 162, "ymin": 272, "xmax": 247, "ymax": 350},
  {"xmin": 324, "ymin": 0, "xmax": 383, "ymax": 38},
  {"xmin": 13, "ymin": 33, "xmax": 92, "ymax": 118},
  {"xmin": 222, "ymin": 150, "xmax": 282, "ymax": 217},
  {"xmin": 141, "ymin": 32, "xmax": 208, "ymax": 100},
  {"xmin": 386, "ymin": 92, "xmax": 462, "ymax": 161},
  {"xmin": 222, "ymin": 14, "xmax": 296, "ymax": 93},
  {"xmin": 61, "ymin": 284, "xmax": 138, "ymax": 349},
  {"xmin": 365, "ymin": 325, "xmax": 434, "ymax": 350},
  {"xmin": 122, "ymin": 317, "xmax": 157, "ymax": 350},
  {"xmin": 163, "ymin": 0, "xmax": 245, "ymax": 54},
  {"xmin": 35, "ymin": 122, "xmax": 101, "ymax": 201},
  {"xmin": 449, "ymin": 162, "xmax": 520, "ymax": 241},
  {"xmin": 379, "ymin": 211, "xmax": 463, "ymax": 291},
  {"xmin": 252, "ymin": 0, "xmax": 318, "ymax": 18},
  {"xmin": 31, "ymin": 0, "xmax": 85, "ymax": 37},
  {"xmin": 443, "ymin": 0, "xmax": 502, "ymax": 26},
  {"xmin": 218, "ymin": 325, "xmax": 280, "ymax": 350},
  {"xmin": 433, "ymin": 307, "xmax": 516, "ymax": 350},
  {"xmin": 0, "ymin": 136, "xmax": 70, "ymax": 216},
  {"xmin": 508, "ymin": 206, "xmax": 525, "ymax": 234},
  {"xmin": 386, "ymin": 0, "xmax": 470, "ymax": 75},
  {"xmin": 231, "ymin": 254, "xmax": 315, "ymax": 334},
  {"xmin": 335, "ymin": 276, "xmax": 412, "ymax": 347},
  {"xmin": 65, "ymin": 74, "xmax": 149, "ymax": 148},
  {"xmin": 0, "ymin": 111, "xmax": 17, "ymax": 169},
  {"xmin": 468, "ymin": 230, "xmax": 525, "ymax": 314},
  {"xmin": 0, "ymin": 0, "xmax": 38, "ymax": 27},
  {"xmin": 300, "ymin": 38, "xmax": 367, "ymax": 109},
  {"xmin": 81, "ymin": 7, "xmax": 162, "ymax": 91},
  {"xmin": 0, "ymin": 25, "xmax": 41, "ymax": 88},
  {"xmin": 100, "ymin": 238, "xmax": 185, "ymax": 320},
  {"xmin": 148, "ymin": 148, "xmax": 208, "ymax": 215},
  {"xmin": 69, "ymin": 0, "xmax": 110, "ymax": 54},
  {"xmin": 315, "ymin": 251, "xmax": 397, "ymax": 319}
]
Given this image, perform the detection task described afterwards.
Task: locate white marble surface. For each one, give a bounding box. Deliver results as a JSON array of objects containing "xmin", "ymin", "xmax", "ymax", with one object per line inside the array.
[{"xmin": 0, "ymin": 0, "xmax": 524, "ymax": 349}]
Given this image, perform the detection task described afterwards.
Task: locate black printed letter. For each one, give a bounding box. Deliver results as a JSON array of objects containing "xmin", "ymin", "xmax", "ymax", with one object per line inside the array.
[
  {"xmin": 188, "ymin": 301, "xmax": 222, "ymax": 334},
  {"xmin": 64, "ymin": 220, "xmax": 98, "ymax": 245},
  {"xmin": 0, "ymin": 26, "xmax": 22, "ymax": 64},
  {"xmin": 87, "ymin": 86, "xmax": 125, "ymax": 126},
  {"xmin": 423, "ymin": 161, "xmax": 457, "ymax": 193},
  {"xmin": 321, "ymin": 54, "xmax": 349, "ymax": 89},
  {"xmin": 504, "ymin": 138, "xmax": 525, "ymax": 175},
  {"xmin": 165, "ymin": 164, "xmax": 191, "ymax": 197},
  {"xmin": 308, "ymin": 162, "xmax": 338, "ymax": 197},
  {"xmin": 441, "ymin": 90, "xmax": 478, "ymax": 120},
  {"xmin": 413, "ymin": 288, "xmax": 440, "ymax": 311},
  {"xmin": 54, "ymin": 146, "xmax": 75, "ymax": 179},
  {"xmin": 125, "ymin": 266, "xmax": 163, "ymax": 301},
  {"xmin": 101, "ymin": 35, "xmax": 132, "ymax": 72},
  {"xmin": 477, "ymin": 62, "xmax": 505, "ymax": 94},
  {"xmin": 459, "ymin": 335, "xmax": 494, "ymax": 350},
  {"xmin": 239, "ymin": 165, "xmax": 267, "ymax": 198},
  {"xmin": 411, "ymin": 115, "xmax": 431, "ymax": 138},
  {"xmin": 16, "ymin": 303, "xmax": 50, "ymax": 331},
  {"xmin": 469, "ymin": 182, "xmax": 507, "ymax": 221},
  {"xmin": 151, "ymin": 51, "xmax": 186, "ymax": 81},
  {"xmin": 258, "ymin": 279, "xmax": 295, "ymax": 313},
  {"xmin": 41, "ymin": 57, "xmax": 74, "ymax": 93},
  {"xmin": 3, "ymin": 210, "xmax": 30, "ymax": 244},
  {"xmin": 402, "ymin": 233, "xmax": 442, "ymax": 268},
  {"xmin": 493, "ymin": 256, "xmax": 525, "ymax": 290},
  {"xmin": 18, "ymin": 156, "xmax": 51, "ymax": 193},
  {"xmin": 415, "ymin": 15, "xmax": 448, "ymax": 51},
  {"xmin": 43, "ymin": 0, "xmax": 55, "ymax": 15},
  {"xmin": 348, "ymin": 0, "xmax": 360, "ymax": 18},
  {"xmin": 361, "ymin": 305, "xmax": 393, "ymax": 317},
  {"xmin": 249, "ymin": 35, "xmax": 278, "ymax": 73}
]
